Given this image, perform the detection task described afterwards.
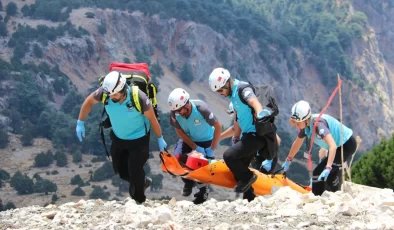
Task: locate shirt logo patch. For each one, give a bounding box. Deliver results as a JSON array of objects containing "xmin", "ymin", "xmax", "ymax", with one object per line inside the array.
[
  {"xmin": 319, "ymin": 129, "xmax": 325, "ymax": 135},
  {"xmin": 126, "ymin": 102, "xmax": 134, "ymax": 110},
  {"xmin": 194, "ymin": 119, "xmax": 201, "ymax": 125},
  {"xmin": 208, "ymin": 113, "xmax": 214, "ymax": 119},
  {"xmin": 243, "ymin": 90, "xmax": 252, "ymax": 98}
]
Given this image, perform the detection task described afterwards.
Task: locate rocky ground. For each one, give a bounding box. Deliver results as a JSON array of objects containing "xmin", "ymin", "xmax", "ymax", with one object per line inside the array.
[{"xmin": 0, "ymin": 182, "xmax": 393, "ymax": 230}]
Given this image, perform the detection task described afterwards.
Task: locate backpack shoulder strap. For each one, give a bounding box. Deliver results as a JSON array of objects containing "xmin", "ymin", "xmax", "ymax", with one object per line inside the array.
[
  {"xmin": 131, "ymin": 85, "xmax": 149, "ymax": 134},
  {"xmin": 131, "ymin": 85, "xmax": 142, "ymax": 113},
  {"xmin": 101, "ymin": 94, "xmax": 108, "ymax": 105},
  {"xmin": 258, "ymin": 84, "xmax": 279, "ymax": 117},
  {"xmin": 148, "ymin": 82, "xmax": 158, "ymax": 107}
]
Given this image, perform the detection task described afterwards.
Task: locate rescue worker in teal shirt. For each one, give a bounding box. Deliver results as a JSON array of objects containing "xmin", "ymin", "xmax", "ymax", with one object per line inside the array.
[
  {"xmin": 208, "ymin": 67, "xmax": 279, "ymax": 200},
  {"xmin": 282, "ymin": 100, "xmax": 357, "ymax": 195},
  {"xmin": 76, "ymin": 71, "xmax": 167, "ymax": 203},
  {"xmin": 168, "ymin": 88, "xmax": 221, "ymax": 204}
]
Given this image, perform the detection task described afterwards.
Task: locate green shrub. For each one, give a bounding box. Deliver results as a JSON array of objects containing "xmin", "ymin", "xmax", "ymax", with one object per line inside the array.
[
  {"xmin": 55, "ymin": 151, "xmax": 68, "ymax": 167},
  {"xmin": 71, "ymin": 186, "xmax": 86, "ymax": 196},
  {"xmin": 0, "ymin": 125, "xmax": 9, "ymax": 148},
  {"xmin": 98, "ymin": 20, "xmax": 106, "ymax": 35},
  {"xmin": 91, "ymin": 161, "xmax": 114, "ymax": 182},
  {"xmin": 89, "ymin": 186, "xmax": 110, "ymax": 200},
  {"xmin": 70, "ymin": 175, "xmax": 85, "ymax": 186},
  {"xmin": 33, "ymin": 44, "xmax": 43, "ymax": 58},
  {"xmin": 0, "ymin": 169, "xmax": 10, "ymax": 181},
  {"xmin": 34, "ymin": 151, "xmax": 54, "ymax": 167},
  {"xmin": 33, "ymin": 178, "xmax": 57, "ymax": 194},
  {"xmin": 6, "ymin": 2, "xmax": 17, "ymax": 17},
  {"xmin": 0, "ymin": 201, "xmax": 16, "ymax": 211},
  {"xmin": 51, "ymin": 194, "xmax": 58, "ymax": 204},
  {"xmin": 10, "ymin": 171, "xmax": 34, "ymax": 195},
  {"xmin": 21, "ymin": 121, "xmax": 35, "ymax": 146},
  {"xmin": 179, "ymin": 63, "xmax": 193, "ymax": 85},
  {"xmin": 72, "ymin": 151, "xmax": 83, "ymax": 163},
  {"xmin": 352, "ymin": 135, "xmax": 394, "ymax": 189},
  {"xmin": 0, "ymin": 22, "xmax": 7, "ymax": 37}
]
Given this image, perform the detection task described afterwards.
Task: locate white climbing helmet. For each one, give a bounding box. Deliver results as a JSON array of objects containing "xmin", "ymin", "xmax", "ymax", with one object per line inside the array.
[
  {"xmin": 291, "ymin": 100, "xmax": 311, "ymax": 122},
  {"xmin": 102, "ymin": 71, "xmax": 126, "ymax": 95},
  {"xmin": 208, "ymin": 67, "xmax": 231, "ymax": 92},
  {"xmin": 168, "ymin": 88, "xmax": 190, "ymax": 111}
]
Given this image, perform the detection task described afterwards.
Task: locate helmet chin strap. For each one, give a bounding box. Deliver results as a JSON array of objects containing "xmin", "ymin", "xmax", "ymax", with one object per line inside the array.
[{"xmin": 228, "ymin": 79, "xmax": 233, "ymax": 96}]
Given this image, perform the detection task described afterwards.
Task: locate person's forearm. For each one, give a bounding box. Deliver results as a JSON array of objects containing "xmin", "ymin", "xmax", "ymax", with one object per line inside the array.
[
  {"xmin": 287, "ymin": 137, "xmax": 304, "ymax": 160},
  {"xmin": 220, "ymin": 126, "xmax": 234, "ymax": 140},
  {"xmin": 151, "ymin": 116, "xmax": 162, "ymax": 138},
  {"xmin": 323, "ymin": 134, "xmax": 337, "ymax": 169},
  {"xmin": 233, "ymin": 121, "xmax": 241, "ymax": 137},
  {"xmin": 326, "ymin": 146, "xmax": 336, "ymax": 168},
  {"xmin": 78, "ymin": 94, "xmax": 97, "ymax": 120},
  {"xmin": 175, "ymin": 129, "xmax": 196, "ymax": 149},
  {"xmin": 247, "ymin": 97, "xmax": 263, "ymax": 115},
  {"xmin": 145, "ymin": 107, "xmax": 162, "ymax": 137}
]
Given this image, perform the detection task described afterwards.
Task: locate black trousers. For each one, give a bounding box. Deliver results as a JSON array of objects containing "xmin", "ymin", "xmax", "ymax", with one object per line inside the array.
[
  {"xmin": 223, "ymin": 132, "xmax": 276, "ymax": 182},
  {"xmin": 174, "ymin": 139, "xmax": 212, "ymax": 188},
  {"xmin": 110, "ymin": 131, "xmax": 150, "ymax": 203},
  {"xmin": 250, "ymin": 131, "xmax": 278, "ymax": 173},
  {"xmin": 312, "ymin": 135, "xmax": 357, "ymax": 195}
]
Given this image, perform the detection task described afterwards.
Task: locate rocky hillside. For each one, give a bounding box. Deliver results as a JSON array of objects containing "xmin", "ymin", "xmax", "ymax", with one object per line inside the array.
[
  {"xmin": 1, "ymin": 2, "xmax": 393, "ymax": 150},
  {"xmin": 1, "ymin": 182, "xmax": 393, "ymax": 229},
  {"xmin": 0, "ymin": 0, "xmax": 394, "ymax": 210}
]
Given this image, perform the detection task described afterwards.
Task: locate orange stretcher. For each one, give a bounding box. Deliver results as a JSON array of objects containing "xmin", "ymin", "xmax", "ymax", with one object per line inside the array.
[{"xmin": 160, "ymin": 151, "xmax": 310, "ymax": 196}]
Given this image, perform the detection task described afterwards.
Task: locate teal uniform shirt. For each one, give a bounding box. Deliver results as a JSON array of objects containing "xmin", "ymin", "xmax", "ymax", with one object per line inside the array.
[
  {"xmin": 230, "ymin": 79, "xmax": 256, "ymax": 134},
  {"xmin": 101, "ymin": 86, "xmax": 151, "ymax": 140},
  {"xmin": 170, "ymin": 100, "xmax": 217, "ymax": 142},
  {"xmin": 302, "ymin": 114, "xmax": 353, "ymax": 150}
]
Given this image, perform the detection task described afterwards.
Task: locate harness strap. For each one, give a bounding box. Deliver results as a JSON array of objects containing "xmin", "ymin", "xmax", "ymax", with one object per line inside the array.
[
  {"xmin": 99, "ymin": 117, "xmax": 111, "ymax": 159},
  {"xmin": 150, "ymin": 83, "xmax": 158, "ymax": 106}
]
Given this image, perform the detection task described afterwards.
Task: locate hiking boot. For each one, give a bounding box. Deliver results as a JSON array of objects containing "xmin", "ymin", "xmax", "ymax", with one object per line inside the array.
[
  {"xmin": 182, "ymin": 184, "xmax": 193, "ymax": 196},
  {"xmin": 243, "ymin": 187, "xmax": 256, "ymax": 202},
  {"xmin": 193, "ymin": 187, "xmax": 208, "ymax": 205},
  {"xmin": 129, "ymin": 177, "xmax": 151, "ymax": 199},
  {"xmin": 234, "ymin": 173, "xmax": 257, "ymax": 193}
]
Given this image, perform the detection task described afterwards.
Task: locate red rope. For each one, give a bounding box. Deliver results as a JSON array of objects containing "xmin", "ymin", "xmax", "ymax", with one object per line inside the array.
[{"xmin": 306, "ymin": 79, "xmax": 343, "ymax": 172}]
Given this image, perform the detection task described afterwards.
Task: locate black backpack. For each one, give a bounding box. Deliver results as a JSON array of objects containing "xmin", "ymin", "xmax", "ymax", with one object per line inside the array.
[{"xmin": 237, "ymin": 81, "xmax": 279, "ymax": 136}]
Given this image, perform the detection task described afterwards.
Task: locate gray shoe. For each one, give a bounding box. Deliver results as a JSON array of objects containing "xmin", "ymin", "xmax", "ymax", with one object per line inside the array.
[{"xmin": 144, "ymin": 177, "xmax": 152, "ymax": 191}]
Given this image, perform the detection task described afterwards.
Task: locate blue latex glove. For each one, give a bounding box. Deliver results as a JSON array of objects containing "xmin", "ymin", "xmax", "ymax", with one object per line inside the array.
[
  {"xmin": 195, "ymin": 146, "xmax": 205, "ymax": 154},
  {"xmin": 282, "ymin": 160, "xmax": 291, "ymax": 172},
  {"xmin": 318, "ymin": 168, "xmax": 331, "ymax": 181},
  {"xmin": 157, "ymin": 136, "xmax": 167, "ymax": 151},
  {"xmin": 204, "ymin": 147, "xmax": 215, "ymax": 158},
  {"xmin": 76, "ymin": 120, "xmax": 85, "ymax": 142},
  {"xmin": 261, "ymin": 159, "xmax": 273, "ymax": 172},
  {"xmin": 257, "ymin": 108, "xmax": 272, "ymax": 119}
]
